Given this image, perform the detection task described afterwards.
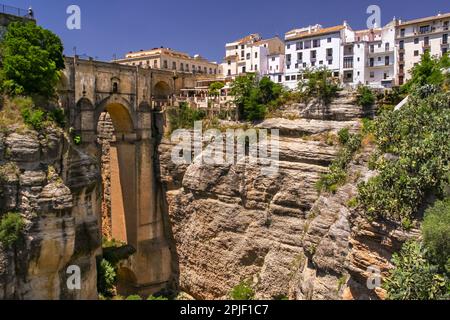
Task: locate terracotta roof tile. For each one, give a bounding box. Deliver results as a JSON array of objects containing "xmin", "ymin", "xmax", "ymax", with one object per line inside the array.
[{"xmin": 286, "ymin": 25, "xmax": 345, "ymax": 41}]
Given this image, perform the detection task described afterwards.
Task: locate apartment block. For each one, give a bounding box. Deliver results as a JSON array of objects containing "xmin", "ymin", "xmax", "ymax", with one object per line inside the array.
[
  {"xmin": 344, "ymin": 20, "xmax": 396, "ymax": 88},
  {"xmin": 396, "ymin": 12, "xmax": 450, "ymax": 85},
  {"xmin": 283, "ymin": 22, "xmax": 354, "ymax": 90},
  {"xmin": 115, "ymin": 47, "xmax": 219, "ymax": 75},
  {"xmin": 221, "ymin": 34, "xmax": 284, "ymax": 79}
]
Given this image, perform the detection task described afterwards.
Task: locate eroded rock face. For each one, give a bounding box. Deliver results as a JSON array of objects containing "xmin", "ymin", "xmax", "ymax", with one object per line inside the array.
[
  {"xmin": 158, "ymin": 102, "xmax": 415, "ymax": 300},
  {"xmin": 0, "ymin": 127, "xmax": 101, "ymax": 300}
]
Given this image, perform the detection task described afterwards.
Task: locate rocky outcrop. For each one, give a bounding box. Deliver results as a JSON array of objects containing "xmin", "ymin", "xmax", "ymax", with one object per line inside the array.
[
  {"xmin": 158, "ymin": 97, "xmax": 413, "ymax": 300},
  {"xmin": 0, "ymin": 126, "xmax": 101, "ymax": 300}
]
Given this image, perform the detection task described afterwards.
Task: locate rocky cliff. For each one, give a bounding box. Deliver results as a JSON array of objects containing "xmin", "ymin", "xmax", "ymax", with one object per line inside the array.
[
  {"xmin": 157, "ymin": 97, "xmax": 417, "ymax": 300},
  {"xmin": 0, "ymin": 126, "xmax": 101, "ymax": 299}
]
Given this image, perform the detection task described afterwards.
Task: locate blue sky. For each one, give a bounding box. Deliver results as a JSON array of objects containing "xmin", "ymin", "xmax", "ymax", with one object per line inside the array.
[{"xmin": 3, "ymin": 0, "xmax": 449, "ymax": 62}]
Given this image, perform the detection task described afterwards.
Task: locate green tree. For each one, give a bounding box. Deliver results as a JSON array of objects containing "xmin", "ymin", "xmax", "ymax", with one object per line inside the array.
[
  {"xmin": 298, "ymin": 67, "xmax": 340, "ymax": 105},
  {"xmin": 384, "ymin": 241, "xmax": 448, "ymax": 300},
  {"xmin": 422, "ymin": 198, "xmax": 450, "ymax": 270},
  {"xmin": 230, "ymin": 73, "xmax": 258, "ymax": 120},
  {"xmin": 208, "ymin": 81, "xmax": 225, "ymax": 97},
  {"xmin": 0, "ymin": 21, "xmax": 64, "ymax": 98},
  {"xmin": 0, "ymin": 213, "xmax": 25, "ymax": 248},
  {"xmin": 403, "ymin": 51, "xmax": 450, "ymax": 92}
]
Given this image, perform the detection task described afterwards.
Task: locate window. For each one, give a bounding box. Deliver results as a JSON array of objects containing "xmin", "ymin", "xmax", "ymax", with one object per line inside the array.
[
  {"xmin": 172, "ymin": 62, "xmax": 176, "ymax": 70},
  {"xmin": 180, "ymin": 63, "xmax": 184, "ymax": 71},
  {"xmin": 414, "ymin": 38, "xmax": 419, "ymax": 44},
  {"xmin": 327, "ymin": 37, "xmax": 332, "ymax": 43},
  {"xmin": 328, "ymin": 59, "xmax": 332, "ymax": 65},
  {"xmin": 378, "ymin": 57, "xmax": 381, "ymax": 62},
  {"xmin": 444, "ymin": 21, "xmax": 449, "ymax": 31},
  {"xmin": 254, "ymin": 64, "xmax": 258, "ymax": 71},
  {"xmin": 370, "ymin": 71, "xmax": 374, "ymax": 78},
  {"xmin": 370, "ymin": 45, "xmax": 374, "ymax": 53},
  {"xmin": 291, "ymin": 75, "xmax": 296, "ymax": 80},
  {"xmin": 204, "ymin": 67, "xmax": 207, "ymax": 73},
  {"xmin": 303, "ymin": 62, "xmax": 307, "ymax": 67},
  {"xmin": 333, "ymin": 72, "xmax": 339, "ymax": 77},
  {"xmin": 255, "ymin": 52, "xmax": 258, "ymax": 58},
  {"xmin": 228, "ymin": 60, "xmax": 231, "ymax": 65},
  {"xmin": 384, "ymin": 72, "xmax": 388, "ymax": 80},
  {"xmin": 399, "ymin": 52, "xmax": 404, "ymax": 61},
  {"xmin": 424, "ymin": 36, "xmax": 430, "ymax": 46},
  {"xmin": 311, "ymin": 61, "xmax": 316, "ymax": 66},
  {"xmin": 112, "ymin": 82, "xmax": 118, "ymax": 93},
  {"xmin": 246, "ymin": 53, "xmax": 250, "ymax": 60},
  {"xmin": 186, "ymin": 64, "xmax": 189, "ymax": 71},
  {"xmin": 278, "ymin": 75, "xmax": 282, "ymax": 83},
  {"xmin": 357, "ymin": 57, "xmax": 360, "ymax": 62},
  {"xmin": 242, "ymin": 66, "xmax": 246, "ymax": 73},
  {"xmin": 227, "ymin": 70, "xmax": 231, "ymax": 76},
  {"xmin": 400, "ymin": 29, "xmax": 405, "ymax": 37},
  {"xmin": 443, "ymin": 34, "xmax": 448, "ymax": 44},
  {"xmin": 286, "ymin": 54, "xmax": 291, "ymax": 63},
  {"xmin": 313, "ymin": 39, "xmax": 320, "ymax": 48},
  {"xmin": 285, "ymin": 75, "xmax": 291, "ymax": 81},
  {"xmin": 419, "ymin": 25, "xmax": 430, "ymax": 34},
  {"xmin": 270, "ymin": 66, "xmax": 273, "ymax": 71},
  {"xmin": 241, "ymin": 51, "xmax": 245, "ymax": 58},
  {"xmin": 378, "ymin": 43, "xmax": 381, "ymax": 48},
  {"xmin": 209, "ymin": 68, "xmax": 212, "ymax": 74},
  {"xmin": 385, "ymin": 43, "xmax": 390, "ymax": 51},
  {"xmin": 241, "ymin": 45, "xmax": 245, "ymax": 49},
  {"xmin": 297, "ymin": 52, "xmax": 303, "ymax": 61},
  {"xmin": 163, "ymin": 60, "xmax": 168, "ymax": 68},
  {"xmin": 311, "ymin": 50, "xmax": 317, "ymax": 59},
  {"xmin": 296, "ymin": 42, "xmax": 303, "ymax": 50},
  {"xmin": 287, "ymin": 44, "xmax": 291, "ymax": 49},
  {"xmin": 154, "ymin": 60, "xmax": 158, "ymax": 68},
  {"xmin": 304, "ymin": 40, "xmax": 311, "ymax": 49},
  {"xmin": 414, "ymin": 50, "xmax": 419, "ymax": 56},
  {"xmin": 369, "ymin": 57, "xmax": 374, "ymax": 67},
  {"xmin": 385, "ymin": 56, "xmax": 390, "ymax": 66},
  {"xmin": 319, "ymin": 60, "xmax": 323, "ymax": 65},
  {"xmin": 326, "ymin": 48, "xmax": 333, "ymax": 57},
  {"xmin": 399, "ymin": 40, "xmax": 404, "ymax": 50}
]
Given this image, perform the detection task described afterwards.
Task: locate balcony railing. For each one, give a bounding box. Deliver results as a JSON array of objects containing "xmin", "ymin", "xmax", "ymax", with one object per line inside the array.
[{"xmin": 0, "ymin": 4, "xmax": 32, "ymax": 18}]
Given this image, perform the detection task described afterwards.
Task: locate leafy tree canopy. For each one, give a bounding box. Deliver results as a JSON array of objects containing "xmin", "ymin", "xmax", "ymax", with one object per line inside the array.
[{"xmin": 0, "ymin": 21, "xmax": 64, "ymax": 98}]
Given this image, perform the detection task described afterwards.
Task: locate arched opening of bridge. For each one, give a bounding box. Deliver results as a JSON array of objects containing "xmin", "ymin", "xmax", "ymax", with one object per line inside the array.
[
  {"xmin": 153, "ymin": 81, "xmax": 172, "ymax": 108},
  {"xmin": 97, "ymin": 103, "xmax": 136, "ymax": 246}
]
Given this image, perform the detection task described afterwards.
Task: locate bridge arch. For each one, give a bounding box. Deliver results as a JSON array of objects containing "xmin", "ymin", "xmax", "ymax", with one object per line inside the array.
[
  {"xmin": 95, "ymin": 95, "xmax": 136, "ymax": 135},
  {"xmin": 153, "ymin": 81, "xmax": 172, "ymax": 100}
]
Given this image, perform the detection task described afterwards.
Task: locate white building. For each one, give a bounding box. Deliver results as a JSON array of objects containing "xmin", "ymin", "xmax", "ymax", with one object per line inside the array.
[
  {"xmin": 221, "ymin": 34, "xmax": 284, "ymax": 79},
  {"xmin": 267, "ymin": 53, "xmax": 285, "ymax": 83},
  {"xmin": 343, "ymin": 20, "xmax": 396, "ymax": 88},
  {"xmin": 396, "ymin": 12, "xmax": 450, "ymax": 85}
]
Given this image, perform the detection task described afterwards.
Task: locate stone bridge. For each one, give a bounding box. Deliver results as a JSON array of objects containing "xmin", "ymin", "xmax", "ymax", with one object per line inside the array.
[{"xmin": 58, "ymin": 56, "xmax": 195, "ymax": 296}]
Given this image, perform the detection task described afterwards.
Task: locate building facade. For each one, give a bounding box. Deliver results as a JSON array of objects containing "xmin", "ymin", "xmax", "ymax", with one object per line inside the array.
[
  {"xmin": 283, "ymin": 23, "xmax": 354, "ymax": 89},
  {"xmin": 115, "ymin": 47, "xmax": 219, "ymax": 76},
  {"xmin": 221, "ymin": 34, "xmax": 284, "ymax": 79},
  {"xmin": 396, "ymin": 12, "xmax": 450, "ymax": 85}
]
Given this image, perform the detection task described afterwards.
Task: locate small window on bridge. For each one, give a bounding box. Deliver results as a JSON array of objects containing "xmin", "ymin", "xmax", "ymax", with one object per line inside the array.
[{"xmin": 113, "ymin": 82, "xmax": 118, "ymax": 93}]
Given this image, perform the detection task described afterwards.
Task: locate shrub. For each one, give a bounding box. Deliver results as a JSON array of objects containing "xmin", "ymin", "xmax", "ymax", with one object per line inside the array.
[
  {"xmin": 358, "ymin": 90, "xmax": 450, "ymax": 222},
  {"xmin": 298, "ymin": 67, "xmax": 341, "ymax": 105},
  {"xmin": 356, "ymin": 86, "xmax": 375, "ymax": 108},
  {"xmin": 0, "ymin": 22, "xmax": 64, "ymax": 98},
  {"xmin": 317, "ymin": 131, "xmax": 362, "ymax": 193},
  {"xmin": 147, "ymin": 295, "xmax": 169, "ymax": 301},
  {"xmin": 422, "ymin": 198, "xmax": 450, "ymax": 270},
  {"xmin": 20, "ymin": 106, "xmax": 46, "ymax": 131},
  {"xmin": 230, "ymin": 281, "xmax": 255, "ymax": 300},
  {"xmin": 384, "ymin": 241, "xmax": 449, "ymax": 300},
  {"xmin": 97, "ymin": 259, "xmax": 116, "ymax": 297},
  {"xmin": 167, "ymin": 102, "xmax": 206, "ymax": 132},
  {"xmin": 125, "ymin": 295, "xmax": 142, "ymax": 300},
  {"xmin": 0, "ymin": 212, "xmax": 25, "ymax": 248}
]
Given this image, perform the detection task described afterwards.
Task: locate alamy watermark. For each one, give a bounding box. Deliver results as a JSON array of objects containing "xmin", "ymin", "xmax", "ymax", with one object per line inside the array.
[
  {"xmin": 66, "ymin": 5, "xmax": 81, "ymax": 30},
  {"xmin": 171, "ymin": 121, "xmax": 280, "ymax": 177},
  {"xmin": 66, "ymin": 265, "xmax": 81, "ymax": 290}
]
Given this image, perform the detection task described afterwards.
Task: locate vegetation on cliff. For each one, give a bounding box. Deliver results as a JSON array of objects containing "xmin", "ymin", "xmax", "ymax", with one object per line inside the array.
[
  {"xmin": 0, "ymin": 21, "xmax": 64, "ymax": 98},
  {"xmin": 0, "ymin": 212, "xmax": 25, "ymax": 248}
]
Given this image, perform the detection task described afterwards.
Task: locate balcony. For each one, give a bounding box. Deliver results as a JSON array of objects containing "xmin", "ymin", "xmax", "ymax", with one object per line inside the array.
[{"xmin": 0, "ymin": 4, "xmax": 32, "ymax": 18}]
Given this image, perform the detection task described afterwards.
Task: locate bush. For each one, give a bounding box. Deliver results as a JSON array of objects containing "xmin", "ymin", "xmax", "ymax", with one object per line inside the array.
[
  {"xmin": 97, "ymin": 259, "xmax": 116, "ymax": 297},
  {"xmin": 230, "ymin": 281, "xmax": 255, "ymax": 300},
  {"xmin": 125, "ymin": 295, "xmax": 142, "ymax": 300},
  {"xmin": 167, "ymin": 102, "xmax": 206, "ymax": 132},
  {"xmin": 0, "ymin": 212, "xmax": 25, "ymax": 248},
  {"xmin": 358, "ymin": 90, "xmax": 450, "ymax": 222},
  {"xmin": 147, "ymin": 295, "xmax": 169, "ymax": 300},
  {"xmin": 230, "ymin": 74, "xmax": 283, "ymax": 121},
  {"xmin": 298, "ymin": 67, "xmax": 341, "ymax": 105},
  {"xmin": 384, "ymin": 241, "xmax": 449, "ymax": 300},
  {"xmin": 317, "ymin": 131, "xmax": 362, "ymax": 193},
  {"xmin": 0, "ymin": 22, "xmax": 64, "ymax": 98},
  {"xmin": 356, "ymin": 86, "xmax": 375, "ymax": 108},
  {"xmin": 20, "ymin": 106, "xmax": 46, "ymax": 131},
  {"xmin": 422, "ymin": 198, "xmax": 450, "ymax": 270}
]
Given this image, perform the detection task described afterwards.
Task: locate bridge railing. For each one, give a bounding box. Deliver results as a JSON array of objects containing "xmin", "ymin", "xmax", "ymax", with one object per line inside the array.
[{"xmin": 0, "ymin": 3, "xmax": 32, "ymax": 18}]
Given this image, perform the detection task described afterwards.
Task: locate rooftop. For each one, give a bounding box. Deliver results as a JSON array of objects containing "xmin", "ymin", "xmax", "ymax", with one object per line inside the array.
[
  {"xmin": 398, "ymin": 12, "xmax": 450, "ymax": 26},
  {"xmin": 285, "ymin": 24, "xmax": 346, "ymax": 41}
]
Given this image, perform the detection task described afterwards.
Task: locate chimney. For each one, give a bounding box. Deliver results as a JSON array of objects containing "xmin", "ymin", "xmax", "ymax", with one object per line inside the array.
[{"xmin": 343, "ymin": 20, "xmax": 348, "ymax": 27}]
